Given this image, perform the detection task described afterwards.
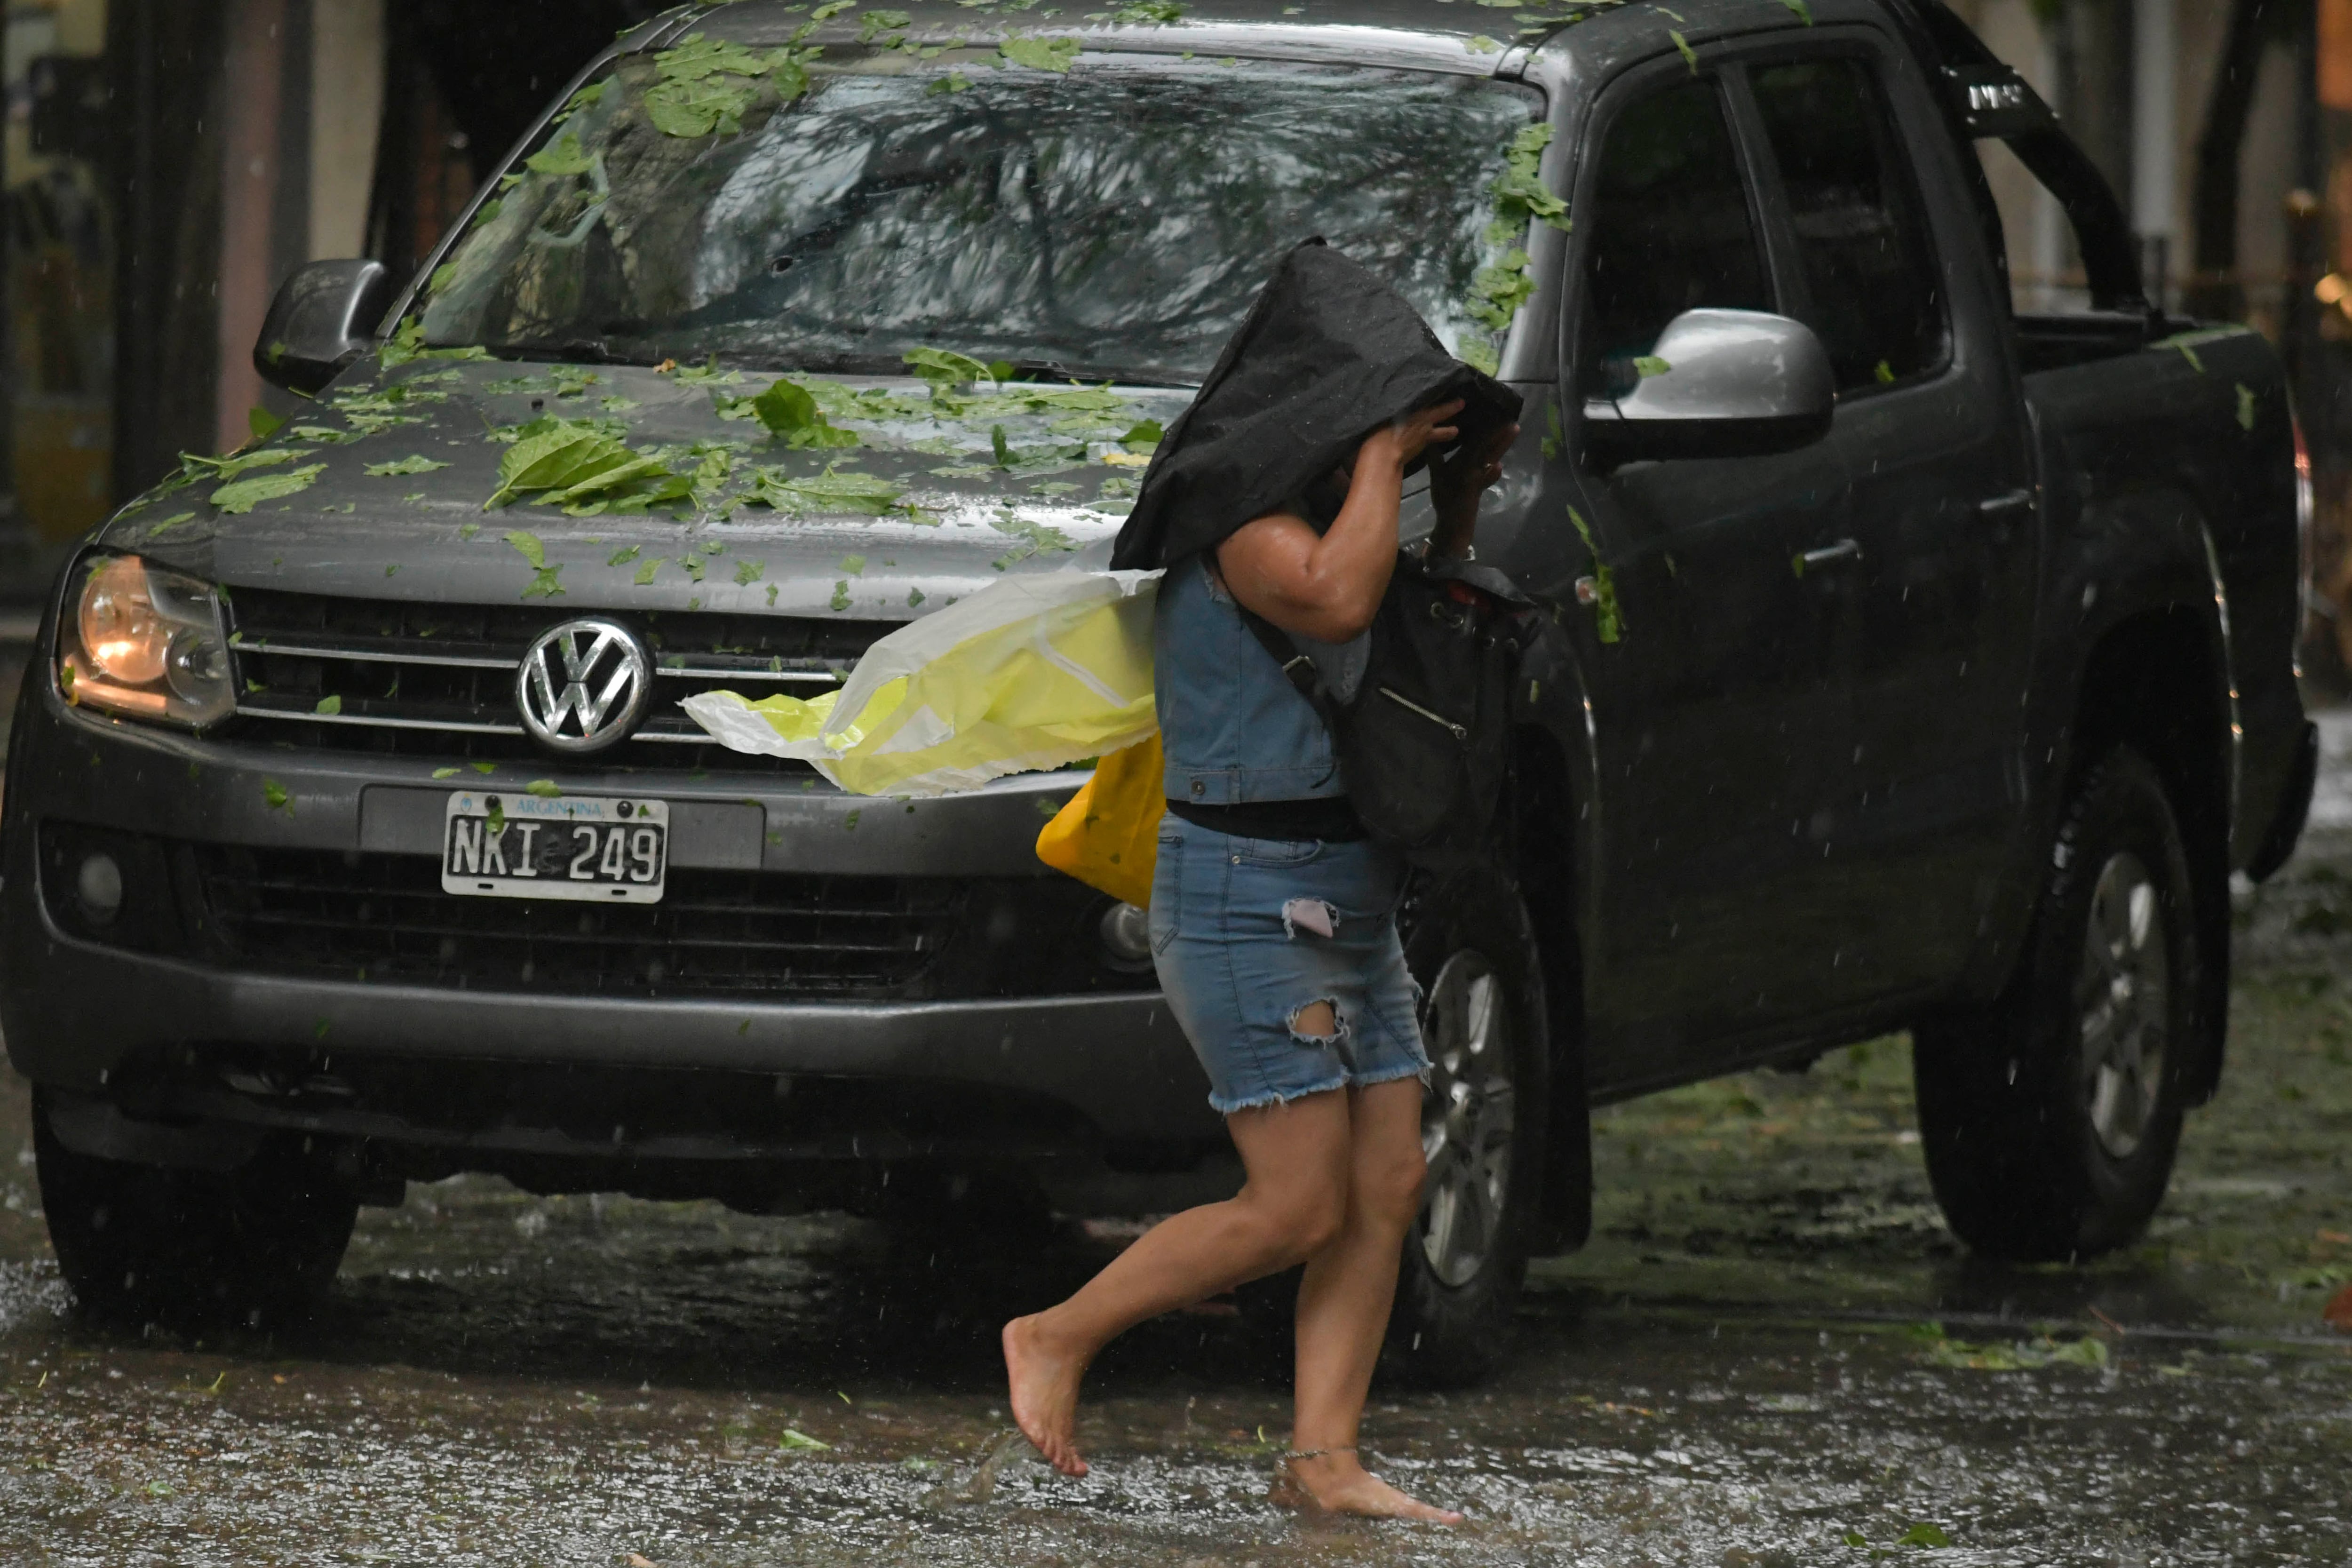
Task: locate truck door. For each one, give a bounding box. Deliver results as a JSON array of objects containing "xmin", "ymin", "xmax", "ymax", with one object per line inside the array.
[
  {"xmin": 1561, "ymin": 63, "xmax": 1865, "ymax": 1081},
  {"xmin": 1738, "ymin": 43, "xmax": 2040, "ymax": 998}
]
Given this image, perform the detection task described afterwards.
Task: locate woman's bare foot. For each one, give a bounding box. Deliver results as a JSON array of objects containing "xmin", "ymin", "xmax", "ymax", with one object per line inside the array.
[
  {"xmin": 1001, "ymin": 1314, "xmax": 1089, "ymax": 1478},
  {"xmin": 1268, "ymin": 1451, "xmax": 1464, "ymax": 1524}
]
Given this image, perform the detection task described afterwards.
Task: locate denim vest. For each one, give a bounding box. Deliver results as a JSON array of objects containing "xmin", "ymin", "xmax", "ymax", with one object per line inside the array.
[{"xmin": 1154, "ymin": 551, "xmax": 1344, "ymax": 804}]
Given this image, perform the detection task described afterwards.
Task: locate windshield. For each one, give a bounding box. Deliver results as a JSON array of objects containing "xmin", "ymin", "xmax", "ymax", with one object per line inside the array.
[{"xmin": 419, "ymin": 46, "xmax": 1542, "ymax": 383}]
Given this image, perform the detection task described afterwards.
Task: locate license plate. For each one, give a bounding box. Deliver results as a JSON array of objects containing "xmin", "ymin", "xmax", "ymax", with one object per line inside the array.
[{"xmin": 441, "ymin": 790, "xmax": 668, "ymax": 902}]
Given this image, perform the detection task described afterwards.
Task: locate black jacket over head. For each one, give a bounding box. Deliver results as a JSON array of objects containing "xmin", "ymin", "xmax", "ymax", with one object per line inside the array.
[{"xmin": 1109, "ymin": 239, "xmax": 1525, "ymax": 572}]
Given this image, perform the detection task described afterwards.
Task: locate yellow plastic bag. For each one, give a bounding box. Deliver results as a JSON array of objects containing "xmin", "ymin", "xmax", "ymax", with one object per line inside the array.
[
  {"xmin": 1035, "ymin": 735, "xmax": 1165, "ymax": 908},
  {"xmin": 681, "ymin": 568, "xmax": 1161, "ymax": 797}
]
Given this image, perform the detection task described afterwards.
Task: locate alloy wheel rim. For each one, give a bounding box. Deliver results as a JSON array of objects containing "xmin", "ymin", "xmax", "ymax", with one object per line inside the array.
[
  {"xmin": 2076, "ymin": 850, "xmax": 2169, "ymax": 1159},
  {"xmin": 1417, "ymin": 950, "xmax": 1516, "ymax": 1289}
]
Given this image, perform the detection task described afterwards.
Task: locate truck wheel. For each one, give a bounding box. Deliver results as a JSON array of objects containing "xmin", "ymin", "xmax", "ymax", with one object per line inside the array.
[
  {"xmin": 1912, "ymin": 746, "xmax": 2200, "ymax": 1262},
  {"xmin": 1386, "ymin": 862, "xmax": 1548, "ymax": 1385},
  {"xmin": 34, "ymin": 1093, "xmax": 357, "ymax": 1329}
]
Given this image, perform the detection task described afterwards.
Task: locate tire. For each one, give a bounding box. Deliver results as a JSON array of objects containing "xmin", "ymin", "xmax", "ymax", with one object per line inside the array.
[
  {"xmin": 34, "ymin": 1092, "xmax": 358, "ymax": 1329},
  {"xmin": 1384, "ymin": 861, "xmax": 1549, "ymax": 1385},
  {"xmin": 1912, "ymin": 746, "xmax": 2201, "ymax": 1262}
]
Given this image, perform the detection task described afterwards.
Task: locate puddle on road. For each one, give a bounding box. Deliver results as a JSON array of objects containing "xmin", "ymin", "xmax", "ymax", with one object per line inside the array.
[{"xmin": 0, "ymin": 834, "xmax": 2347, "ymax": 1563}]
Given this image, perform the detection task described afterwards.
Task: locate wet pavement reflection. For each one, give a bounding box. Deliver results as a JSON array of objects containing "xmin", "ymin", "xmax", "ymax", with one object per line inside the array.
[{"xmin": 1, "ymin": 798, "xmax": 2348, "ymax": 1563}]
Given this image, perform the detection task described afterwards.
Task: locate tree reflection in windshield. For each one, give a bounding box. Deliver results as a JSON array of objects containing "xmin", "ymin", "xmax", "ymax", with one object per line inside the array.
[{"xmin": 422, "ymin": 53, "xmax": 1540, "ymax": 383}]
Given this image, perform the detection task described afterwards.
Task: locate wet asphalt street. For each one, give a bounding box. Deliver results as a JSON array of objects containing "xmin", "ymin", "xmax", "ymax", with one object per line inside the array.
[{"xmin": 0, "ymin": 722, "xmax": 2347, "ymax": 1564}]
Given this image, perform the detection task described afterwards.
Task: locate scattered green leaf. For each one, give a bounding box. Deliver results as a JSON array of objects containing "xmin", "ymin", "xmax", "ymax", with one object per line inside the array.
[
  {"xmin": 315, "ymin": 695, "xmax": 343, "ymax": 716},
  {"xmin": 264, "ymin": 780, "xmax": 294, "ymax": 815},
  {"xmin": 248, "ymin": 406, "xmax": 286, "ymax": 442},
  {"xmin": 1001, "ymin": 35, "xmax": 1081, "ymax": 72},
  {"xmin": 433, "ymin": 766, "xmax": 461, "ymax": 780},
  {"xmin": 212, "ymin": 464, "xmax": 327, "ymax": 515},
  {"xmin": 1669, "ymin": 28, "xmax": 1697, "ymax": 72},
  {"xmin": 524, "ymin": 780, "xmax": 563, "ymax": 798},
  {"xmin": 365, "ymin": 454, "xmax": 451, "ymax": 478},
  {"xmin": 777, "ymin": 1428, "xmax": 832, "ymax": 1451},
  {"xmin": 1567, "ymin": 506, "xmax": 1623, "ymax": 643},
  {"xmin": 2237, "ymin": 382, "xmax": 2257, "ymax": 431}
]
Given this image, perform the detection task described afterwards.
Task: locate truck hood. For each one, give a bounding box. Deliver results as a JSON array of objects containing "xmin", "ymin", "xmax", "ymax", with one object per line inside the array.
[{"xmin": 96, "ymin": 357, "xmax": 1194, "ymax": 619}]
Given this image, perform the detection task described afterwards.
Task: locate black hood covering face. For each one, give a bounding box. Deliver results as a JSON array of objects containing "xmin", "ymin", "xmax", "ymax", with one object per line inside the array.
[{"xmin": 1110, "ymin": 240, "xmax": 1525, "ymax": 571}]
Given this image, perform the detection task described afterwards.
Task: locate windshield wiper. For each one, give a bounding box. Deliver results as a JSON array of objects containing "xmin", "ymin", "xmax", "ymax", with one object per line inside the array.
[{"xmin": 483, "ymin": 339, "xmax": 650, "ymax": 366}]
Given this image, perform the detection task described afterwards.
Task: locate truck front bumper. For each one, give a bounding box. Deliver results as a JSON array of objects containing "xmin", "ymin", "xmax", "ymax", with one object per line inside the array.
[{"xmin": 1, "ymin": 673, "xmax": 1221, "ymax": 1153}]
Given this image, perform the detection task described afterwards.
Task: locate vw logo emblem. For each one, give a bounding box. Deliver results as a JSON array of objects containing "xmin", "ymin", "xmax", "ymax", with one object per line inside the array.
[{"xmin": 516, "ymin": 618, "xmax": 652, "ymax": 754}]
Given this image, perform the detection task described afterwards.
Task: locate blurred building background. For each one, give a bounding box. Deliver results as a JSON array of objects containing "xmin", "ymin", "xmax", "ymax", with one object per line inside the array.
[{"xmin": 1, "ymin": 0, "xmax": 2349, "ymax": 682}]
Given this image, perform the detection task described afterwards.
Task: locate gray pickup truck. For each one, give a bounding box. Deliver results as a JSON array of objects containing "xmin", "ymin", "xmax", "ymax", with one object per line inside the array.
[{"xmin": 4, "ymin": 0, "xmax": 2313, "ymax": 1380}]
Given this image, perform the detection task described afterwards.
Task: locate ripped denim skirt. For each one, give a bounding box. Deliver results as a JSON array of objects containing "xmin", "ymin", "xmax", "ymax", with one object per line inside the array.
[{"xmin": 1148, "ymin": 811, "xmax": 1431, "ymax": 1115}]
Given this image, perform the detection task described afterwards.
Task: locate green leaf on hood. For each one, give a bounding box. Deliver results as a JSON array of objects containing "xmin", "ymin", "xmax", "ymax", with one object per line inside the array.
[
  {"xmin": 263, "ymin": 780, "xmax": 294, "ymax": 815},
  {"xmin": 146, "ymin": 511, "xmax": 198, "ymax": 538},
  {"xmin": 747, "ymin": 379, "xmax": 863, "ymax": 448},
  {"xmin": 1894, "ymin": 1524, "xmax": 1951, "ymax": 1548},
  {"xmin": 289, "ymin": 424, "xmax": 354, "ymax": 445},
  {"xmin": 839, "ymin": 554, "xmax": 866, "ymax": 576},
  {"xmin": 736, "ymin": 558, "xmax": 768, "ymax": 586},
  {"xmin": 176, "ymin": 446, "xmax": 303, "ymax": 486},
  {"xmin": 907, "ymin": 587, "xmax": 927, "ymax": 607},
  {"xmin": 1779, "ymin": 0, "xmax": 1813, "ymax": 21},
  {"xmin": 830, "ymin": 580, "xmax": 853, "ymax": 611},
  {"xmin": 248, "ymin": 406, "xmax": 286, "ymax": 443},
  {"xmin": 858, "ymin": 8, "xmax": 912, "ymax": 39},
  {"xmin": 608, "ymin": 544, "xmax": 641, "ymax": 567},
  {"xmin": 903, "ymin": 346, "xmax": 992, "ymax": 397},
  {"xmin": 1465, "ymin": 33, "xmax": 1503, "ymax": 52},
  {"xmin": 1000, "ymin": 35, "xmax": 1080, "ymax": 72},
  {"xmin": 522, "ymin": 565, "xmax": 566, "ymax": 600},
  {"xmin": 747, "ymin": 465, "xmax": 906, "ymax": 516},
  {"xmin": 378, "ymin": 315, "xmax": 490, "ymax": 371},
  {"xmin": 928, "ymin": 70, "xmax": 972, "ymax": 94},
  {"xmin": 484, "ymin": 420, "xmax": 651, "ymax": 510},
  {"xmin": 991, "ymin": 425, "xmax": 1013, "ymax": 468},
  {"xmin": 635, "ymin": 556, "xmax": 667, "ymax": 586},
  {"xmin": 1118, "ymin": 0, "xmax": 1184, "ymax": 17},
  {"xmin": 365, "ymin": 455, "xmax": 452, "ymax": 478},
  {"xmin": 505, "ymin": 530, "xmax": 548, "ymax": 570},
  {"xmin": 213, "ymin": 464, "xmax": 327, "ymax": 515}
]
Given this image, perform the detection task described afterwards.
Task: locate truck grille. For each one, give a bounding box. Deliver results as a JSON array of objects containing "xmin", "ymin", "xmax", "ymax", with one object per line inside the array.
[
  {"xmin": 194, "ymin": 846, "xmax": 963, "ymax": 998},
  {"xmin": 220, "ymin": 588, "xmax": 893, "ymax": 769}
]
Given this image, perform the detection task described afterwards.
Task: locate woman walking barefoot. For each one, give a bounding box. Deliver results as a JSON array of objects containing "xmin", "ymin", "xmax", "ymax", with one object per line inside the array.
[{"xmin": 1002, "ymin": 392, "xmax": 1517, "ymax": 1522}]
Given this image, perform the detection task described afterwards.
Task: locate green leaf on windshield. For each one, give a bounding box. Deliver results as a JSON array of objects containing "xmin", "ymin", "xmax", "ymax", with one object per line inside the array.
[
  {"xmin": 644, "ymin": 32, "xmax": 814, "ymax": 138},
  {"xmin": 1489, "ymin": 124, "xmax": 1569, "ymax": 235},
  {"xmin": 1000, "ymin": 36, "xmax": 1080, "ymax": 72},
  {"xmin": 365, "ymin": 455, "xmax": 451, "ymax": 478},
  {"xmin": 212, "ymin": 464, "xmax": 327, "ymax": 515},
  {"xmin": 1467, "ymin": 248, "xmax": 1535, "ymax": 332}
]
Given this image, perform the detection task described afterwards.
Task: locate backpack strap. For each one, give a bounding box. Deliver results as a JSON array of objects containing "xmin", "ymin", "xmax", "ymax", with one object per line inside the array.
[{"xmin": 1238, "ymin": 605, "xmax": 1335, "ymax": 720}]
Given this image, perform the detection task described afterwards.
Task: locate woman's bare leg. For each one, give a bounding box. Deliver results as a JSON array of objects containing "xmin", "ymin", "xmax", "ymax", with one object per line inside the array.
[
  {"xmin": 1003, "ymin": 1087, "xmax": 1355, "ymax": 1476},
  {"xmin": 1275, "ymin": 1076, "xmax": 1464, "ymax": 1523}
]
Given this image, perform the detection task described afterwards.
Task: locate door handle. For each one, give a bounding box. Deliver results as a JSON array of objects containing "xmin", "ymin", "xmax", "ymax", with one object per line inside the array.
[
  {"xmin": 1794, "ymin": 538, "xmax": 1862, "ymax": 576},
  {"xmin": 1977, "ymin": 487, "xmax": 2034, "ymax": 520}
]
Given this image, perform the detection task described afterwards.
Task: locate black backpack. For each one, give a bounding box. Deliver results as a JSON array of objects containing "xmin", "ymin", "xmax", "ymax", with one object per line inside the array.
[{"xmin": 1241, "ymin": 553, "xmax": 1534, "ymax": 868}]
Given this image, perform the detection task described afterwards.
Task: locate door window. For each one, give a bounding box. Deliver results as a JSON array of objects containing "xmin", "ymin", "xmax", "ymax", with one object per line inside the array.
[
  {"xmin": 1581, "ymin": 78, "xmax": 1770, "ymax": 395},
  {"xmin": 1748, "ymin": 57, "xmax": 1948, "ymax": 391}
]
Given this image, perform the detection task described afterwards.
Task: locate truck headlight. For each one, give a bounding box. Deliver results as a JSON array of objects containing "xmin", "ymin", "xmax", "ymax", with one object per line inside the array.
[{"xmin": 58, "ymin": 554, "xmax": 235, "ymax": 728}]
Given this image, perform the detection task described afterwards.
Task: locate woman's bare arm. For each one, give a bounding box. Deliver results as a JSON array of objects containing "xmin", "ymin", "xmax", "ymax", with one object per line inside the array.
[{"xmin": 1215, "ymin": 401, "xmax": 1464, "ymax": 643}]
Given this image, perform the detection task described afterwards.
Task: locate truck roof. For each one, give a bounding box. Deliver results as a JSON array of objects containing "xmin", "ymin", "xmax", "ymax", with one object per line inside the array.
[{"xmin": 642, "ymin": 0, "xmax": 1837, "ymax": 89}]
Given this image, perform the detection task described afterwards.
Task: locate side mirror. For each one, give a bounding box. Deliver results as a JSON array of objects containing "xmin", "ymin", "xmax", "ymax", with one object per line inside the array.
[
  {"xmin": 1581, "ymin": 308, "xmax": 1834, "ymax": 462},
  {"xmin": 253, "ymin": 260, "xmax": 396, "ymax": 397}
]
